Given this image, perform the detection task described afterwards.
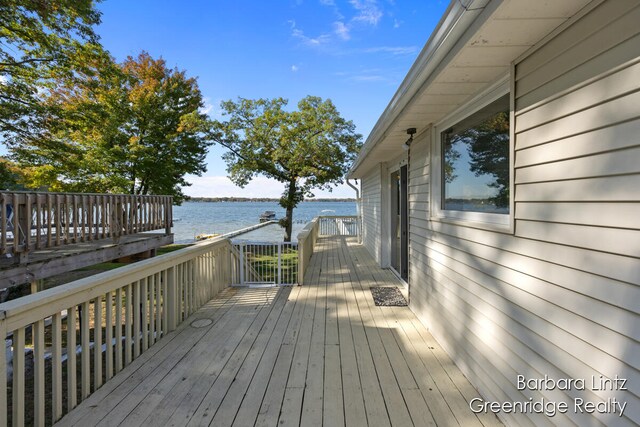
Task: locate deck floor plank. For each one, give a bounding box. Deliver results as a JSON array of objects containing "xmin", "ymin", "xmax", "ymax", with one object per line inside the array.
[{"xmin": 56, "ymin": 236, "xmax": 502, "ymax": 427}]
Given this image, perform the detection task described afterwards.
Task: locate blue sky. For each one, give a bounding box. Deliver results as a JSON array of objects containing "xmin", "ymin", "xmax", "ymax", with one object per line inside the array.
[{"xmin": 97, "ymin": 0, "xmax": 449, "ymax": 198}]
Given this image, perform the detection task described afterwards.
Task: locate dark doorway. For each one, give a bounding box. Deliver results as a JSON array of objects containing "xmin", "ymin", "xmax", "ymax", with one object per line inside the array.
[{"xmin": 390, "ymin": 165, "xmax": 408, "ymax": 281}]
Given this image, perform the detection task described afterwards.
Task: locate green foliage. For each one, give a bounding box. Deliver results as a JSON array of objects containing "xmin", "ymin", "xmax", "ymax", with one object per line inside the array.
[
  {"xmin": 0, "ymin": 157, "xmax": 25, "ymax": 189},
  {"xmin": 11, "ymin": 51, "xmax": 212, "ymax": 203},
  {"xmin": 0, "ymin": 0, "xmax": 102, "ymax": 141},
  {"xmin": 448, "ymin": 111, "xmax": 510, "ymax": 208},
  {"xmin": 213, "ymin": 96, "xmax": 362, "ymax": 241}
]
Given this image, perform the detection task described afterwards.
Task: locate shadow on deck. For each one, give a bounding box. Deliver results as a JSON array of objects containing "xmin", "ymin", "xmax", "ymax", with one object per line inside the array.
[{"xmin": 56, "ymin": 236, "xmax": 502, "ymax": 427}]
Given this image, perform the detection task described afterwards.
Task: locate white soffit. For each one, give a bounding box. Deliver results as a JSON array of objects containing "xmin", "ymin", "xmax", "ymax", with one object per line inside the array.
[{"xmin": 349, "ymin": 0, "xmax": 592, "ymax": 178}]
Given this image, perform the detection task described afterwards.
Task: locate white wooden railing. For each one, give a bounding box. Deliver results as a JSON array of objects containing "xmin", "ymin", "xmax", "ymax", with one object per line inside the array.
[
  {"xmin": 0, "ymin": 236, "xmax": 231, "ymax": 427},
  {"xmin": 231, "ymin": 241, "xmax": 298, "ymax": 286},
  {"xmin": 317, "ymin": 215, "xmax": 360, "ymax": 236},
  {"xmin": 0, "ymin": 191, "xmax": 172, "ymax": 261}
]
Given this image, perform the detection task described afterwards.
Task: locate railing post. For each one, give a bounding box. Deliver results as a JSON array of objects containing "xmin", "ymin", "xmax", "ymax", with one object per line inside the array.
[
  {"xmin": 167, "ymin": 266, "xmax": 177, "ymax": 332},
  {"xmin": 0, "ymin": 312, "xmax": 6, "ymax": 427},
  {"xmin": 277, "ymin": 243, "xmax": 282, "ymax": 286},
  {"xmin": 239, "ymin": 243, "xmax": 245, "ymax": 286},
  {"xmin": 298, "ymin": 236, "xmax": 305, "ymax": 286},
  {"xmin": 165, "ymin": 196, "xmax": 171, "ymax": 235}
]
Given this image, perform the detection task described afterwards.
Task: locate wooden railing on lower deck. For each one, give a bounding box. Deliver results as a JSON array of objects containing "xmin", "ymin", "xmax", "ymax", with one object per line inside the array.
[
  {"xmin": 0, "ymin": 191, "xmax": 173, "ymax": 260},
  {"xmin": 0, "ymin": 236, "xmax": 231, "ymax": 427}
]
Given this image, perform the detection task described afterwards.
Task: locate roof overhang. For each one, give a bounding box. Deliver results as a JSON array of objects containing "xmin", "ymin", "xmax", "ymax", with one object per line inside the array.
[{"xmin": 348, "ymin": 0, "xmax": 593, "ymax": 179}]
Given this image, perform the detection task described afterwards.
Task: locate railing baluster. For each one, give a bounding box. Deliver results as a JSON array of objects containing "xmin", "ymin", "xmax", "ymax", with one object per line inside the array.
[
  {"xmin": 167, "ymin": 267, "xmax": 176, "ymax": 332},
  {"xmin": 149, "ymin": 275, "xmax": 156, "ymax": 346},
  {"xmin": 51, "ymin": 313, "xmax": 62, "ymax": 423},
  {"xmin": 142, "ymin": 277, "xmax": 149, "ymax": 352},
  {"xmin": 52, "ymin": 312, "xmax": 63, "ymax": 422},
  {"xmin": 105, "ymin": 291, "xmax": 114, "ymax": 380},
  {"xmin": 67, "ymin": 306, "xmax": 77, "ymax": 410},
  {"xmin": 156, "ymin": 270, "xmax": 164, "ymax": 341},
  {"xmin": 34, "ymin": 319, "xmax": 45, "ymax": 427},
  {"xmin": 0, "ymin": 318, "xmax": 6, "ymax": 427},
  {"xmin": 12, "ymin": 327, "xmax": 25, "ymax": 426},
  {"xmin": 72, "ymin": 194, "xmax": 78, "ymax": 243},
  {"xmin": 94, "ymin": 295, "xmax": 103, "ymax": 390},
  {"xmin": 65, "ymin": 194, "xmax": 71, "ymax": 244},
  {"xmin": 81, "ymin": 301, "xmax": 90, "ymax": 399},
  {"xmin": 115, "ymin": 288, "xmax": 123, "ymax": 373},
  {"xmin": 35, "ymin": 195, "xmax": 42, "ymax": 250},
  {"xmin": 1, "ymin": 193, "xmax": 6, "ymax": 255},
  {"xmin": 133, "ymin": 280, "xmax": 141, "ymax": 358},
  {"xmin": 25, "ymin": 194, "xmax": 32, "ymax": 252},
  {"xmin": 125, "ymin": 284, "xmax": 132, "ymax": 365}
]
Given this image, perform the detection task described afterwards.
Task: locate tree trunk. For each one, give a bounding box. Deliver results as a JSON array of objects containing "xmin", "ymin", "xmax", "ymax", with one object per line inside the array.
[{"xmin": 281, "ymin": 179, "xmax": 298, "ymax": 242}]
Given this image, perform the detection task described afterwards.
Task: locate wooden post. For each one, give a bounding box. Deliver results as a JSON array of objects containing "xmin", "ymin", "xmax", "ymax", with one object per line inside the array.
[
  {"xmin": 52, "ymin": 312, "xmax": 63, "ymax": 423},
  {"xmin": 1, "ymin": 193, "xmax": 7, "ymax": 256},
  {"xmin": 165, "ymin": 196, "xmax": 172, "ymax": 235},
  {"xmin": 298, "ymin": 235, "xmax": 305, "ymax": 286},
  {"xmin": 34, "ymin": 319, "xmax": 45, "ymax": 427},
  {"xmin": 0, "ymin": 314, "xmax": 6, "ymax": 427},
  {"xmin": 30, "ymin": 279, "xmax": 44, "ymax": 294},
  {"xmin": 12, "ymin": 327, "xmax": 25, "ymax": 426},
  {"xmin": 167, "ymin": 267, "xmax": 177, "ymax": 332},
  {"xmin": 67, "ymin": 306, "xmax": 77, "ymax": 410}
]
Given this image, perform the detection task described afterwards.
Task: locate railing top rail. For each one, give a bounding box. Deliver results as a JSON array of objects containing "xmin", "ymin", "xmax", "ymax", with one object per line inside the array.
[
  {"xmin": 0, "ymin": 190, "xmax": 173, "ymax": 199},
  {"xmin": 0, "ymin": 235, "xmax": 230, "ymax": 331},
  {"xmin": 297, "ymin": 217, "xmax": 319, "ymax": 241}
]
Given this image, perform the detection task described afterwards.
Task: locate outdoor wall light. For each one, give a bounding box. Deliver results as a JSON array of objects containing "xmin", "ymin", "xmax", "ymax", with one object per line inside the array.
[{"xmin": 403, "ymin": 127, "xmax": 417, "ymax": 150}]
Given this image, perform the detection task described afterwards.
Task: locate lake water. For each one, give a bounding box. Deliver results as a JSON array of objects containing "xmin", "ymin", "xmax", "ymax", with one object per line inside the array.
[{"xmin": 171, "ymin": 201, "xmax": 357, "ymax": 243}]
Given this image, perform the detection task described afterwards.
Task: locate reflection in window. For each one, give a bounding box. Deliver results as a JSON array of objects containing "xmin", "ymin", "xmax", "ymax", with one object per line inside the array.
[{"xmin": 442, "ymin": 94, "xmax": 510, "ymax": 214}]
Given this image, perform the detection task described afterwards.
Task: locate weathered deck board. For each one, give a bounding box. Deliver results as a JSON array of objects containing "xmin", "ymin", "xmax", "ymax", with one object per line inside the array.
[{"xmin": 57, "ymin": 236, "xmax": 501, "ymax": 427}]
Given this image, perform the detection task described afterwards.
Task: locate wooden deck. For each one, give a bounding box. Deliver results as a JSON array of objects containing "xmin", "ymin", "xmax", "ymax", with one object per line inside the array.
[
  {"xmin": 56, "ymin": 236, "xmax": 502, "ymax": 427},
  {"xmin": 0, "ymin": 233, "xmax": 173, "ymax": 287}
]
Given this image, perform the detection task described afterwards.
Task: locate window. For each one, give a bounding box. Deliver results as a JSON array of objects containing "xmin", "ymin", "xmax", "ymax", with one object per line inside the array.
[{"xmin": 432, "ymin": 83, "xmax": 512, "ymax": 229}]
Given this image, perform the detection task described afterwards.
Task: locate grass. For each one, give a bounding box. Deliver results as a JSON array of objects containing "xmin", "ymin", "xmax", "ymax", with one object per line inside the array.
[{"xmin": 243, "ymin": 246, "xmax": 298, "ymax": 284}]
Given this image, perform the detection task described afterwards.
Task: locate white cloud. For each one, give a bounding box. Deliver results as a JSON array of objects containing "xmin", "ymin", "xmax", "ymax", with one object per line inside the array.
[
  {"xmin": 291, "ymin": 65, "xmax": 299, "ymax": 72},
  {"xmin": 364, "ymin": 46, "xmax": 418, "ymax": 55},
  {"xmin": 352, "ymin": 74, "xmax": 385, "ymax": 82},
  {"xmin": 333, "ymin": 21, "xmax": 350, "ymax": 40},
  {"xmin": 0, "ymin": 75, "xmax": 8, "ymax": 85},
  {"xmin": 184, "ymin": 175, "xmax": 357, "ymax": 199},
  {"xmin": 199, "ymin": 97, "xmax": 214, "ymax": 115},
  {"xmin": 393, "ymin": 18, "xmax": 401, "ymax": 28},
  {"xmin": 292, "ymin": 28, "xmax": 332, "ymax": 46},
  {"xmin": 349, "ymin": 0, "xmax": 383, "ymax": 26},
  {"xmin": 319, "ymin": 0, "xmax": 335, "ymax": 5}
]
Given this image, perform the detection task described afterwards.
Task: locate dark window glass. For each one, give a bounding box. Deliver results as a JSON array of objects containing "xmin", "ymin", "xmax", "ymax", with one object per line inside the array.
[{"xmin": 442, "ymin": 94, "xmax": 510, "ymax": 214}]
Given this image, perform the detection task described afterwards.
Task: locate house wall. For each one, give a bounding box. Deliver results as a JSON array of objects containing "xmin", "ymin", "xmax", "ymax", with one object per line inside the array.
[
  {"xmin": 407, "ymin": 2, "xmax": 640, "ymax": 426},
  {"xmin": 361, "ymin": 166, "xmax": 383, "ymax": 263}
]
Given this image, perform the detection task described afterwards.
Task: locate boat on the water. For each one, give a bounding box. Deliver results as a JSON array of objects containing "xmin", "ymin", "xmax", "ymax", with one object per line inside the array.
[{"xmin": 259, "ymin": 211, "xmax": 276, "ymax": 222}]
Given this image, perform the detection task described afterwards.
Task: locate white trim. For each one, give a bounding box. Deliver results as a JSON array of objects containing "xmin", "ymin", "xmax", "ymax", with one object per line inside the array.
[{"xmin": 430, "ymin": 75, "xmax": 513, "ymax": 232}]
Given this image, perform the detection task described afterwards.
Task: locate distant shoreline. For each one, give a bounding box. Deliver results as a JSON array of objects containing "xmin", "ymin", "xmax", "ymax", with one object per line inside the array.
[{"xmin": 187, "ymin": 197, "xmax": 356, "ymax": 203}]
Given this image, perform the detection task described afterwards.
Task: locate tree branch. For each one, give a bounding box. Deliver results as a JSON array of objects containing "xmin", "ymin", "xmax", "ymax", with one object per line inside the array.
[
  {"xmin": 215, "ymin": 137, "xmax": 290, "ymax": 182},
  {"xmin": 0, "ymin": 57, "xmax": 52, "ymax": 68}
]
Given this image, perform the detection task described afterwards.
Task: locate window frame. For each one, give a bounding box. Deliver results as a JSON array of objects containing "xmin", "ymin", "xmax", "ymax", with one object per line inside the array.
[{"xmin": 430, "ymin": 74, "xmax": 515, "ymax": 232}]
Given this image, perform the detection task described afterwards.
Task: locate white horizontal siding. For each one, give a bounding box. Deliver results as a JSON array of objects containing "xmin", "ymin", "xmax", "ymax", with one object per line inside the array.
[
  {"xmin": 404, "ymin": 2, "xmax": 640, "ymax": 427},
  {"xmin": 407, "ymin": 132, "xmax": 430, "ymax": 311},
  {"xmin": 361, "ymin": 167, "xmax": 382, "ymax": 263}
]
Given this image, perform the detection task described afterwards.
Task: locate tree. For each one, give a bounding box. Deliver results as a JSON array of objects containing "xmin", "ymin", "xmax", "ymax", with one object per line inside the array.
[
  {"xmin": 466, "ymin": 111, "xmax": 510, "ymax": 208},
  {"xmin": 11, "ymin": 51, "xmax": 212, "ymax": 203},
  {"xmin": 0, "ymin": 0, "xmax": 102, "ymax": 143},
  {"xmin": 212, "ymin": 96, "xmax": 362, "ymax": 241}
]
